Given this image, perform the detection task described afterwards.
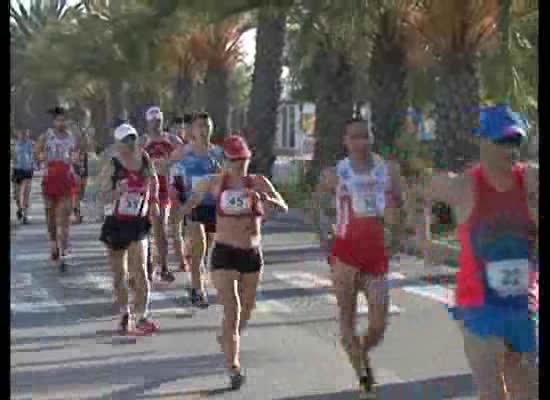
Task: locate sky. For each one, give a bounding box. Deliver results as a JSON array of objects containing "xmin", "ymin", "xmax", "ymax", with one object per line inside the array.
[{"xmin": 12, "ymin": 0, "xmax": 257, "ymax": 65}]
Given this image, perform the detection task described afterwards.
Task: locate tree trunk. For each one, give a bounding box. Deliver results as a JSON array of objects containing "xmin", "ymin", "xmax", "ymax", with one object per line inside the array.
[
  {"xmin": 89, "ymin": 94, "xmax": 109, "ymax": 152},
  {"xmin": 368, "ymin": 18, "xmax": 408, "ymax": 156},
  {"xmin": 247, "ymin": 9, "xmax": 287, "ymax": 177},
  {"xmin": 306, "ymin": 45, "xmax": 354, "ymax": 186},
  {"xmin": 433, "ymin": 54, "xmax": 481, "ymax": 171},
  {"xmin": 205, "ymin": 64, "xmax": 229, "ymax": 140},
  {"xmin": 108, "ymin": 79, "xmax": 127, "ymax": 123},
  {"xmin": 174, "ymin": 59, "xmax": 194, "ymax": 115}
]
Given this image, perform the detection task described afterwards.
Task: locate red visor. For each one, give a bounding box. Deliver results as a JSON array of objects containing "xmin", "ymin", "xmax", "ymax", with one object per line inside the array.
[{"xmin": 223, "ymin": 135, "xmax": 252, "ymax": 159}]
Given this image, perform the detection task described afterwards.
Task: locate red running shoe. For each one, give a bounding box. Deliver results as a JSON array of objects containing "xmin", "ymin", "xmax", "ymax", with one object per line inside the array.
[{"xmin": 136, "ymin": 318, "xmax": 160, "ymax": 334}]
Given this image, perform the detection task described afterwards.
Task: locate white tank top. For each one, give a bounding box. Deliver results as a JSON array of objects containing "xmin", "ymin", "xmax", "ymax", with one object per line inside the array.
[
  {"xmin": 44, "ymin": 129, "xmax": 75, "ymax": 164},
  {"xmin": 335, "ymin": 157, "xmax": 389, "ymax": 238}
]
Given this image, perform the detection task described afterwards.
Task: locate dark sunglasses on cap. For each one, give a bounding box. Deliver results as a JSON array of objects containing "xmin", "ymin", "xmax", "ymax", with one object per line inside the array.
[
  {"xmin": 121, "ymin": 135, "xmax": 137, "ymax": 144},
  {"xmin": 226, "ymin": 157, "xmax": 248, "ymax": 162},
  {"xmin": 493, "ymin": 135, "xmax": 523, "ymax": 147}
]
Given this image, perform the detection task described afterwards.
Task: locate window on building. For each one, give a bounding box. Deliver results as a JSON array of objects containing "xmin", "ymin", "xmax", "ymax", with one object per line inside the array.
[
  {"xmin": 282, "ymin": 105, "xmax": 288, "ymax": 148},
  {"xmin": 289, "ymin": 104, "xmax": 296, "ymax": 148}
]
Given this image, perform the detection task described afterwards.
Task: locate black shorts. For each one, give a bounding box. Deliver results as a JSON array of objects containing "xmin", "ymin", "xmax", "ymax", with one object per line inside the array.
[
  {"xmin": 191, "ymin": 205, "xmax": 216, "ymax": 233},
  {"xmin": 100, "ymin": 216, "xmax": 151, "ymax": 251},
  {"xmin": 12, "ymin": 169, "xmax": 33, "ymax": 184},
  {"xmin": 211, "ymin": 242, "xmax": 263, "ymax": 273}
]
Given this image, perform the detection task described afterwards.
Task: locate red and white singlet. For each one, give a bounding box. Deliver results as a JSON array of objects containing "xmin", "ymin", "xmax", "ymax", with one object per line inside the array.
[
  {"xmin": 42, "ymin": 129, "xmax": 78, "ymax": 199},
  {"xmin": 330, "ymin": 157, "xmax": 392, "ymax": 274}
]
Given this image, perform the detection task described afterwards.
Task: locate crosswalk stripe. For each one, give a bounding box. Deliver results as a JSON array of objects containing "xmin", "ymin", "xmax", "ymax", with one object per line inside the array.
[{"xmin": 273, "ymin": 271, "xmax": 404, "ymax": 315}]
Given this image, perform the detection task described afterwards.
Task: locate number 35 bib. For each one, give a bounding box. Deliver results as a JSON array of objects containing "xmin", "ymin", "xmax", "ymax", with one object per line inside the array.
[
  {"xmin": 486, "ymin": 259, "xmax": 529, "ymax": 297},
  {"xmin": 220, "ymin": 190, "xmax": 252, "ymax": 215}
]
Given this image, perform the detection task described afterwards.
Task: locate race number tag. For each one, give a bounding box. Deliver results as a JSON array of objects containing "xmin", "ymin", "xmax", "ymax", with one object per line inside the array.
[
  {"xmin": 486, "ymin": 259, "xmax": 529, "ymax": 297},
  {"xmin": 220, "ymin": 190, "xmax": 251, "ymax": 214},
  {"xmin": 351, "ymin": 181, "xmax": 378, "ymax": 216},
  {"xmin": 118, "ymin": 192, "xmax": 144, "ymax": 216}
]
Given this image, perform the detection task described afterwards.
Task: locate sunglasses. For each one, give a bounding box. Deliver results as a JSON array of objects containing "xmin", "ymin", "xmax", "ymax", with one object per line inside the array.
[
  {"xmin": 493, "ymin": 136, "xmax": 523, "ymax": 147},
  {"xmin": 121, "ymin": 135, "xmax": 137, "ymax": 145},
  {"xmin": 226, "ymin": 157, "xmax": 248, "ymax": 162}
]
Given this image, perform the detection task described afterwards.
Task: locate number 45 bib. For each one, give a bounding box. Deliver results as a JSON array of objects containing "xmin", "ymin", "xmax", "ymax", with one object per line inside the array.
[
  {"xmin": 486, "ymin": 259, "xmax": 529, "ymax": 297},
  {"xmin": 220, "ymin": 190, "xmax": 252, "ymax": 215}
]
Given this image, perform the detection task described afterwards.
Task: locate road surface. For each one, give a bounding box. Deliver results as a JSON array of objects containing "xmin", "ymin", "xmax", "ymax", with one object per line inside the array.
[{"xmin": 11, "ymin": 178, "xmax": 482, "ymax": 400}]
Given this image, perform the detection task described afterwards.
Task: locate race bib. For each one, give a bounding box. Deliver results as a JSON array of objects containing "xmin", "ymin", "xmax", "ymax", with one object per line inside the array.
[
  {"xmin": 351, "ymin": 181, "xmax": 380, "ymax": 216},
  {"xmin": 220, "ymin": 190, "xmax": 251, "ymax": 214},
  {"xmin": 486, "ymin": 259, "xmax": 529, "ymax": 297},
  {"xmin": 118, "ymin": 192, "xmax": 144, "ymax": 216}
]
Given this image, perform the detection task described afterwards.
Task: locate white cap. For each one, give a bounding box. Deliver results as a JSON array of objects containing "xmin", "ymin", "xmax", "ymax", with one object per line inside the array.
[
  {"xmin": 114, "ymin": 123, "xmax": 138, "ymax": 141},
  {"xmin": 145, "ymin": 106, "xmax": 163, "ymax": 122}
]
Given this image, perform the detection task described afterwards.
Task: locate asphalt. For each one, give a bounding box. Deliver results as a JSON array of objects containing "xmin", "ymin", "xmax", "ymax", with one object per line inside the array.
[{"xmin": 11, "ymin": 177, "xmax": 487, "ymax": 400}]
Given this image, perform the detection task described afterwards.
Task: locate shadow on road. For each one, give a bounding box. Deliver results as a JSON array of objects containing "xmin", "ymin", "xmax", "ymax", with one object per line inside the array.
[
  {"xmin": 12, "ymin": 316, "xmax": 338, "ymax": 347},
  {"xmin": 12, "ymin": 353, "xmax": 227, "ymax": 399},
  {"xmin": 276, "ymin": 373, "xmax": 475, "ymax": 400}
]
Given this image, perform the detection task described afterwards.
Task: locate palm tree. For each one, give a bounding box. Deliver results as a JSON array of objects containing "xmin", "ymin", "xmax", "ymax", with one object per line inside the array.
[
  {"xmin": 10, "ymin": 0, "xmax": 84, "ymax": 132},
  {"xmin": 246, "ymin": 7, "xmax": 287, "ymax": 176},
  {"xmin": 287, "ymin": 0, "xmax": 370, "ymax": 184},
  {"xmin": 188, "ymin": 19, "xmax": 249, "ymax": 138},
  {"xmin": 364, "ymin": 0, "xmax": 424, "ymax": 155},
  {"xmin": 409, "ymin": 0, "xmax": 500, "ymax": 170}
]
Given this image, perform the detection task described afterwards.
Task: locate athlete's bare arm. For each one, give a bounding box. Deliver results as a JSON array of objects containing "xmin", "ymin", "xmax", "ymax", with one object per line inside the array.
[
  {"xmin": 312, "ymin": 167, "xmax": 338, "ymax": 243},
  {"xmin": 526, "ymin": 162, "xmax": 539, "ymax": 223},
  {"xmin": 179, "ymin": 175, "xmax": 218, "ymax": 216},
  {"xmin": 384, "ymin": 160, "xmax": 404, "ymax": 254},
  {"xmin": 34, "ymin": 133, "xmax": 47, "ymax": 162},
  {"xmin": 253, "ymin": 175, "xmax": 288, "ymax": 213},
  {"xmin": 146, "ymin": 156, "xmax": 161, "ymax": 217},
  {"xmin": 97, "ymin": 160, "xmax": 120, "ymax": 204}
]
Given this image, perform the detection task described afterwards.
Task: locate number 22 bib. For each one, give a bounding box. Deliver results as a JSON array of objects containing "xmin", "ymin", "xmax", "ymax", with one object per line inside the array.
[{"xmin": 486, "ymin": 258, "xmax": 529, "ymax": 297}]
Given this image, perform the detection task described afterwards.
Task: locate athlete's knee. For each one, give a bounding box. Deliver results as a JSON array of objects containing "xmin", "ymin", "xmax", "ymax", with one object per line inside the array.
[
  {"xmin": 240, "ymin": 299, "xmax": 256, "ymax": 321},
  {"xmin": 365, "ymin": 323, "xmax": 387, "ymax": 348}
]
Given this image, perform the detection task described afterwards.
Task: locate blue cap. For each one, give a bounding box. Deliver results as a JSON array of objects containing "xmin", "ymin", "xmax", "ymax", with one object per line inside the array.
[{"xmin": 472, "ymin": 105, "xmax": 527, "ymax": 142}]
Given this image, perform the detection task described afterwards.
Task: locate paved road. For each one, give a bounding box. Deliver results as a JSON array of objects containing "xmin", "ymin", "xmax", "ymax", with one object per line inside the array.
[{"xmin": 11, "ymin": 179, "xmax": 481, "ymax": 400}]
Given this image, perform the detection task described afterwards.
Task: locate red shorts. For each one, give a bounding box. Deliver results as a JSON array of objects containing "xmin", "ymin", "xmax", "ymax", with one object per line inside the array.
[
  {"xmin": 42, "ymin": 163, "xmax": 77, "ymax": 201},
  {"xmin": 330, "ymin": 219, "xmax": 388, "ymax": 274}
]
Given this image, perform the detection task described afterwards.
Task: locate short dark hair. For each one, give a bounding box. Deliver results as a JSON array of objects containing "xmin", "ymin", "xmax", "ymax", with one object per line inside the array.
[
  {"xmin": 183, "ymin": 113, "xmax": 193, "ymax": 124},
  {"xmin": 191, "ymin": 111, "xmax": 214, "ymax": 136},
  {"xmin": 48, "ymin": 106, "xmax": 66, "ymax": 117},
  {"xmin": 191, "ymin": 111, "xmax": 211, "ymax": 123}
]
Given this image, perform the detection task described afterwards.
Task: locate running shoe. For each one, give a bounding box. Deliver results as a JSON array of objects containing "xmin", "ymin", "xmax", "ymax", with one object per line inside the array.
[
  {"xmin": 359, "ymin": 376, "xmax": 376, "ymax": 399},
  {"xmin": 16, "ymin": 209, "xmax": 23, "ymax": 221},
  {"xmin": 117, "ymin": 313, "xmax": 147, "ymax": 337},
  {"xmin": 22, "ymin": 213, "xmax": 29, "ymax": 225},
  {"xmin": 136, "ymin": 317, "xmax": 160, "ymax": 334},
  {"xmin": 159, "ymin": 269, "xmax": 176, "ymax": 283},
  {"xmin": 228, "ymin": 368, "xmax": 246, "ymax": 390},
  {"xmin": 118, "ymin": 313, "xmax": 131, "ymax": 334},
  {"xmin": 50, "ymin": 243, "xmax": 60, "ymax": 264},
  {"xmin": 359, "ymin": 359, "xmax": 377, "ymax": 399},
  {"xmin": 190, "ymin": 289, "xmax": 209, "ymax": 308}
]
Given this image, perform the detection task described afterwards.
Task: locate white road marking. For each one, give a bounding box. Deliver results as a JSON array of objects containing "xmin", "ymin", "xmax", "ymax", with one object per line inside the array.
[
  {"xmin": 273, "ymin": 271, "xmax": 404, "ymax": 315},
  {"xmin": 208, "ymin": 286, "xmax": 293, "ymax": 314}
]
